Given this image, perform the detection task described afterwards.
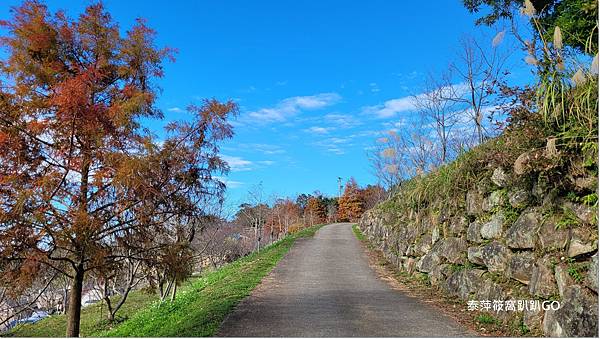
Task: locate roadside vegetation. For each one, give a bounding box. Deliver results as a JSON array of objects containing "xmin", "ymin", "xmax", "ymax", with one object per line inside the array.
[
  {"xmin": 8, "ymin": 225, "xmax": 324, "ymax": 337},
  {"xmin": 370, "ymin": 0, "xmax": 598, "ymax": 215},
  {"xmin": 351, "ymin": 224, "xmax": 366, "ymax": 241}
]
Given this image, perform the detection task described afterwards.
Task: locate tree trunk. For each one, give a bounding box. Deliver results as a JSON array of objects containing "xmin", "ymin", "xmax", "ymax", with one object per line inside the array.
[
  {"xmin": 277, "ymin": 214, "xmax": 282, "ymax": 237},
  {"xmin": 161, "ymin": 278, "xmax": 173, "ymax": 302},
  {"xmin": 62, "ymin": 288, "xmax": 68, "ymax": 314},
  {"xmin": 158, "ymin": 278, "xmax": 165, "ymax": 300},
  {"xmin": 170, "ymin": 281, "xmax": 177, "ymax": 302},
  {"xmin": 66, "ymin": 265, "xmax": 84, "ymax": 337},
  {"xmin": 67, "ymin": 150, "xmax": 89, "ymax": 336},
  {"xmin": 106, "ymin": 288, "xmax": 132, "ymax": 323},
  {"xmin": 102, "ymin": 280, "xmax": 115, "ymax": 322},
  {"xmin": 254, "ymin": 225, "xmax": 260, "ymax": 252}
]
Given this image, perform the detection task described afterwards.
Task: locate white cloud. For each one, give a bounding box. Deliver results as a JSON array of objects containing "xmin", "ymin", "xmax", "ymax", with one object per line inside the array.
[
  {"xmin": 222, "ymin": 155, "xmax": 253, "ymax": 172},
  {"xmin": 480, "ymin": 105, "xmax": 501, "ymax": 116},
  {"xmin": 364, "ymin": 96, "xmax": 416, "ymax": 118},
  {"xmin": 221, "ymin": 155, "xmax": 276, "ymax": 172},
  {"xmin": 252, "ymin": 144, "xmax": 285, "ymax": 155},
  {"xmin": 364, "ymin": 83, "xmax": 469, "ymax": 119},
  {"xmin": 369, "ymin": 82, "xmax": 380, "ymax": 93},
  {"xmin": 305, "ymin": 126, "xmax": 332, "ymax": 134},
  {"xmin": 324, "ymin": 114, "xmax": 361, "ymax": 128},
  {"xmin": 226, "ymin": 180, "xmax": 244, "ymax": 188},
  {"xmin": 347, "ymin": 130, "xmax": 379, "ymax": 138},
  {"xmin": 327, "ymin": 137, "xmax": 351, "ymax": 144},
  {"xmin": 327, "ymin": 147, "xmax": 345, "ymax": 155},
  {"xmin": 226, "ymin": 143, "xmax": 285, "ymax": 155},
  {"xmin": 215, "ymin": 176, "xmax": 244, "ymax": 189},
  {"xmin": 310, "ymin": 128, "xmax": 379, "ymax": 155},
  {"xmin": 381, "ymin": 119, "xmax": 408, "ymax": 132},
  {"xmin": 248, "ymin": 93, "xmax": 341, "ymax": 123},
  {"xmin": 311, "ymin": 135, "xmax": 353, "ymax": 155},
  {"xmin": 167, "ymin": 107, "xmax": 184, "ymax": 113},
  {"xmin": 248, "ymin": 108, "xmax": 285, "ymax": 122}
]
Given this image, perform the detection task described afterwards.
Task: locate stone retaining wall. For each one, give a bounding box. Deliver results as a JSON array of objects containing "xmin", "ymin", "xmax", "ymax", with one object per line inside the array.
[{"xmin": 359, "ymin": 167, "xmax": 598, "ymax": 337}]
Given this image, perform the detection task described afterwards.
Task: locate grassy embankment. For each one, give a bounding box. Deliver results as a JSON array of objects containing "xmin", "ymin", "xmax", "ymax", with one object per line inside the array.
[
  {"xmin": 351, "ymin": 224, "xmax": 366, "ymax": 241},
  {"xmin": 8, "ymin": 224, "xmax": 324, "ymax": 337}
]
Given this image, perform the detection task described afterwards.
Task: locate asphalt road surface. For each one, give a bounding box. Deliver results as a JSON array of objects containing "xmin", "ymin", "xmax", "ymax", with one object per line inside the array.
[{"xmin": 217, "ymin": 223, "xmax": 472, "ymax": 337}]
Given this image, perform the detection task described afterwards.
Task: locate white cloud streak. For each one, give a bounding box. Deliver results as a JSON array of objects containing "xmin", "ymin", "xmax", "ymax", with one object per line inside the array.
[
  {"xmin": 363, "ymin": 83, "xmax": 470, "ymax": 119},
  {"xmin": 325, "ymin": 113, "xmax": 361, "ymax": 128},
  {"xmin": 167, "ymin": 107, "xmax": 184, "ymax": 113},
  {"xmin": 364, "ymin": 96, "xmax": 416, "ymax": 118},
  {"xmin": 215, "ymin": 176, "xmax": 244, "ymax": 189},
  {"xmin": 248, "ymin": 93, "xmax": 341, "ymax": 123},
  {"xmin": 222, "ymin": 155, "xmax": 253, "ymax": 172},
  {"xmin": 222, "ymin": 155, "xmax": 276, "ymax": 172},
  {"xmin": 305, "ymin": 126, "xmax": 333, "ymax": 134}
]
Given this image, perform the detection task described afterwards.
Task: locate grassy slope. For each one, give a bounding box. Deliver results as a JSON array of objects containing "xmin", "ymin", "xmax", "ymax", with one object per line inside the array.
[
  {"xmin": 351, "ymin": 224, "xmax": 365, "ymax": 241},
  {"xmin": 8, "ymin": 225, "xmax": 323, "ymax": 337},
  {"xmin": 6, "ymin": 285, "xmax": 161, "ymax": 337}
]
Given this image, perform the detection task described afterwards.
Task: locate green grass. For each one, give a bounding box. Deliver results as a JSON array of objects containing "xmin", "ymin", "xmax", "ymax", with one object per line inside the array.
[
  {"xmin": 351, "ymin": 224, "xmax": 366, "ymax": 241},
  {"xmin": 352, "ymin": 224, "xmax": 376, "ymax": 250},
  {"xmin": 5, "ymin": 284, "xmax": 165, "ymax": 337},
  {"xmin": 8, "ymin": 224, "xmax": 324, "ymax": 337},
  {"xmin": 519, "ymin": 321, "xmax": 530, "ymax": 335},
  {"xmin": 3, "ymin": 278, "xmax": 198, "ymax": 337},
  {"xmin": 476, "ymin": 313, "xmax": 500, "ymax": 325},
  {"xmin": 567, "ymin": 261, "xmax": 588, "ymax": 283},
  {"xmin": 556, "ymin": 206, "xmax": 580, "ymax": 230}
]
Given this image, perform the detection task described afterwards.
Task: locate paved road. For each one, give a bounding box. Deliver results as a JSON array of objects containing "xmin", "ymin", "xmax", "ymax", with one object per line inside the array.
[{"xmin": 217, "ymin": 223, "xmax": 471, "ymax": 337}]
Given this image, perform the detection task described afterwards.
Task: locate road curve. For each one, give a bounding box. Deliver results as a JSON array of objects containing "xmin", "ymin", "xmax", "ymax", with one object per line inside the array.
[{"xmin": 217, "ymin": 223, "xmax": 471, "ymax": 337}]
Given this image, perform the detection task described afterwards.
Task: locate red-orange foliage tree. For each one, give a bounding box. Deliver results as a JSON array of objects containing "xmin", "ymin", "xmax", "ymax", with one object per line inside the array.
[
  {"xmin": 337, "ymin": 178, "xmax": 365, "ymax": 222},
  {"xmin": 278, "ymin": 198, "xmax": 300, "ymax": 234},
  {"xmin": 305, "ymin": 197, "xmax": 326, "ymax": 226},
  {"xmin": 268, "ymin": 198, "xmax": 302, "ymax": 238},
  {"xmin": 359, "ymin": 184, "xmax": 386, "ymax": 210},
  {"xmin": 0, "ymin": 2, "xmax": 237, "ymax": 336}
]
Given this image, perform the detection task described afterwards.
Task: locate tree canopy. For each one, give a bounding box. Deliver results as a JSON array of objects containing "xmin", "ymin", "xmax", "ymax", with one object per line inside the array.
[
  {"xmin": 0, "ymin": 1, "xmax": 237, "ymax": 336},
  {"xmin": 463, "ymin": 0, "xmax": 598, "ymax": 53}
]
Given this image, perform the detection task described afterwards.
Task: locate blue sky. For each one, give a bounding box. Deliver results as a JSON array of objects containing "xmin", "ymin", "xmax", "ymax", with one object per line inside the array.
[{"xmin": 1, "ymin": 1, "xmax": 535, "ymax": 212}]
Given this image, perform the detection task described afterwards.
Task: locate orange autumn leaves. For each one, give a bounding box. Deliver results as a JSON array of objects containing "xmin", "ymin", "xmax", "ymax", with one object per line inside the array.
[{"xmin": 337, "ymin": 178, "xmax": 364, "ymax": 222}]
